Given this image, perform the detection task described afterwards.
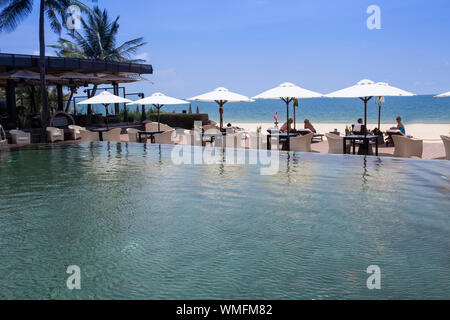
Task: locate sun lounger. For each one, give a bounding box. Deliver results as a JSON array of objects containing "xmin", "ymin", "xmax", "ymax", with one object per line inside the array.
[
  {"xmin": 297, "ymin": 128, "xmax": 324, "ymax": 141},
  {"xmin": 103, "ymin": 128, "xmax": 122, "ymax": 142},
  {"xmin": 267, "ymin": 127, "xmax": 280, "ymax": 134},
  {"xmin": 10, "ymin": 129, "xmax": 31, "ymax": 145},
  {"xmin": 289, "ymin": 132, "xmax": 314, "ymax": 152},
  {"xmin": 441, "ymin": 135, "xmax": 450, "ymax": 160},
  {"xmin": 68, "ymin": 125, "xmax": 85, "ymax": 140},
  {"xmin": 392, "ymin": 135, "xmax": 423, "ymax": 158},
  {"xmin": 325, "ymin": 133, "xmax": 350, "ymax": 154},
  {"xmin": 80, "ymin": 129, "xmax": 100, "ymax": 142}
]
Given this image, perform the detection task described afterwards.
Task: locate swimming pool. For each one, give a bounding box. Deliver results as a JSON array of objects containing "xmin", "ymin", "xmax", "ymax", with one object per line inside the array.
[{"xmin": 0, "ymin": 142, "xmax": 449, "ymax": 299}]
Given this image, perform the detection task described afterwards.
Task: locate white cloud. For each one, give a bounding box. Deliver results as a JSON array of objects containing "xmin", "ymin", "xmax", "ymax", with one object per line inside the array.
[{"xmin": 135, "ymin": 52, "xmax": 149, "ymax": 62}]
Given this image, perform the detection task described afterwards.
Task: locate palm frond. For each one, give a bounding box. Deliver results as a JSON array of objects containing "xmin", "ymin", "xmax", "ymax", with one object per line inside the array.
[
  {"xmin": 0, "ymin": 0, "xmax": 33, "ymax": 32},
  {"xmin": 49, "ymin": 4, "xmax": 147, "ymax": 63}
]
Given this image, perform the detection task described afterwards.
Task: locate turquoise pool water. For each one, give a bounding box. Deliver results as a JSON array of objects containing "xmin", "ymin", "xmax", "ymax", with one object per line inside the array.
[{"xmin": 0, "ymin": 143, "xmax": 449, "ymax": 299}]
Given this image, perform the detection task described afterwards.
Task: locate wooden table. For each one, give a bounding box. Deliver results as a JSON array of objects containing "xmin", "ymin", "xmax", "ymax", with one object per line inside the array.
[
  {"xmin": 138, "ymin": 130, "xmax": 164, "ymax": 143},
  {"xmin": 267, "ymin": 132, "xmax": 299, "ymax": 150},
  {"xmin": 343, "ymin": 135, "xmax": 379, "ymax": 156},
  {"xmin": 90, "ymin": 128, "xmax": 110, "ymax": 141},
  {"xmin": 202, "ymin": 131, "xmax": 226, "ymax": 146}
]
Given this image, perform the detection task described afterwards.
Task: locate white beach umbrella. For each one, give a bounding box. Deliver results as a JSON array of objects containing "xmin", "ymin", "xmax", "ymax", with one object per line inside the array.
[
  {"xmin": 128, "ymin": 92, "xmax": 189, "ymax": 131},
  {"xmin": 77, "ymin": 91, "xmax": 132, "ymax": 110},
  {"xmin": 434, "ymin": 91, "xmax": 450, "ymax": 98},
  {"xmin": 326, "ymin": 79, "xmax": 414, "ymax": 136},
  {"xmin": 77, "ymin": 91, "xmax": 132, "ymax": 127},
  {"xmin": 373, "ymin": 82, "xmax": 414, "ymax": 130},
  {"xmin": 252, "ymin": 82, "xmax": 322, "ymax": 132},
  {"xmin": 188, "ymin": 87, "xmax": 254, "ymax": 129}
]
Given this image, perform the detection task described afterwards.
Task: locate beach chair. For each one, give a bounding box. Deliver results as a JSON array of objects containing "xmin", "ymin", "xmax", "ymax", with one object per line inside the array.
[
  {"xmin": 179, "ymin": 130, "xmax": 198, "ymax": 146},
  {"xmin": 352, "ymin": 124, "xmax": 367, "ymax": 135},
  {"xmin": 144, "ymin": 122, "xmax": 173, "ymax": 132},
  {"xmin": 103, "ymin": 128, "xmax": 122, "ymax": 142},
  {"xmin": 10, "ymin": 129, "xmax": 31, "ymax": 145},
  {"xmin": 441, "ymin": 135, "xmax": 450, "ymax": 160},
  {"xmin": 80, "ymin": 129, "xmax": 100, "ymax": 142},
  {"xmin": 224, "ymin": 127, "xmax": 235, "ymax": 134},
  {"xmin": 154, "ymin": 130, "xmax": 177, "ymax": 144},
  {"xmin": 202, "ymin": 128, "xmax": 221, "ymax": 147},
  {"xmin": 46, "ymin": 127, "xmax": 64, "ymax": 143},
  {"xmin": 203, "ymin": 124, "xmax": 220, "ymax": 132},
  {"xmin": 0, "ymin": 125, "xmax": 7, "ymax": 146},
  {"xmin": 325, "ymin": 133, "xmax": 350, "ymax": 154},
  {"xmin": 385, "ymin": 129, "xmax": 413, "ymax": 147},
  {"xmin": 127, "ymin": 128, "xmax": 140, "ymax": 143},
  {"xmin": 223, "ymin": 132, "xmax": 247, "ymax": 149},
  {"xmin": 68, "ymin": 125, "xmax": 85, "ymax": 140},
  {"xmin": 289, "ymin": 132, "xmax": 314, "ymax": 152},
  {"xmin": 392, "ymin": 135, "xmax": 423, "ymax": 158},
  {"xmin": 297, "ymin": 128, "xmax": 324, "ymax": 141}
]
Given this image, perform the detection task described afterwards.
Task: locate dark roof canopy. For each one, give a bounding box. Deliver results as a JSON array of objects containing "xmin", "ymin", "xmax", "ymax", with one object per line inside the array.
[{"xmin": 0, "ymin": 53, "xmax": 153, "ymax": 75}]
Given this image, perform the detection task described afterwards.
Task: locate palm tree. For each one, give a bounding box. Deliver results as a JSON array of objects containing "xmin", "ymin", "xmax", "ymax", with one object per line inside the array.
[
  {"xmin": 51, "ymin": 6, "xmax": 146, "ymax": 63},
  {"xmin": 50, "ymin": 6, "xmax": 146, "ymax": 114},
  {"xmin": 0, "ymin": 0, "xmax": 89, "ymax": 127}
]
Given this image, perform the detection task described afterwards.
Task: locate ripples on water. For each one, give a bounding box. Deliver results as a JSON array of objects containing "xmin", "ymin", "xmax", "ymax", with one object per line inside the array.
[{"xmin": 0, "ymin": 143, "xmax": 449, "ymax": 299}]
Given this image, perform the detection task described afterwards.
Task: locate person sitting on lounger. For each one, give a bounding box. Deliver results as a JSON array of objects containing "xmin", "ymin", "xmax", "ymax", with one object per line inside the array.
[
  {"xmin": 353, "ymin": 118, "xmax": 372, "ymax": 135},
  {"xmin": 280, "ymin": 118, "xmax": 294, "ymax": 133},
  {"xmin": 304, "ymin": 119, "xmax": 317, "ymax": 133},
  {"xmin": 390, "ymin": 116, "xmax": 406, "ymax": 135},
  {"xmin": 226, "ymin": 123, "xmax": 243, "ymax": 131}
]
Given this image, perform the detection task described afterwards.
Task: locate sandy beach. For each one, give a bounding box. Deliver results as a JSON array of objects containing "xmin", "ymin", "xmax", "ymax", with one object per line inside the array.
[{"xmin": 234, "ymin": 122, "xmax": 450, "ymax": 141}]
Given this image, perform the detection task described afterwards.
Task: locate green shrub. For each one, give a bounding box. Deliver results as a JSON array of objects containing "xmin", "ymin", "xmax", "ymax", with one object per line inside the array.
[{"xmin": 148, "ymin": 113, "xmax": 209, "ymax": 129}]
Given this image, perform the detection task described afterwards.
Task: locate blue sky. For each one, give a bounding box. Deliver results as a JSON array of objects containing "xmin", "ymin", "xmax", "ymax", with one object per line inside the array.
[{"xmin": 1, "ymin": 0, "xmax": 449, "ymax": 97}]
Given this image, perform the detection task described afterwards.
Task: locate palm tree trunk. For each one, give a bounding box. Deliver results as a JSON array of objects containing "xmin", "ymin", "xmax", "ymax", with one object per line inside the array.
[
  {"xmin": 91, "ymin": 84, "xmax": 98, "ymax": 97},
  {"xmin": 87, "ymin": 84, "xmax": 98, "ymax": 115},
  {"xmin": 39, "ymin": 0, "xmax": 49, "ymax": 136}
]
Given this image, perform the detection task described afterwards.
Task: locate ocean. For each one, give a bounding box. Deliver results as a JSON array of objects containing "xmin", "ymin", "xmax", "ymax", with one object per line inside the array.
[{"xmin": 80, "ymin": 95, "xmax": 450, "ymax": 124}]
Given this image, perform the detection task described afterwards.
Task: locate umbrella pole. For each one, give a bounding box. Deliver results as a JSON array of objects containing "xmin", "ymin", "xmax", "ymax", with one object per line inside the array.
[
  {"xmin": 219, "ymin": 101, "xmax": 224, "ymax": 130},
  {"xmin": 156, "ymin": 104, "xmax": 161, "ymax": 131},
  {"xmin": 293, "ymin": 102, "xmax": 296, "ymax": 130},
  {"xmin": 362, "ymin": 97, "xmax": 372, "ymax": 155},
  {"xmin": 284, "ymin": 98, "xmax": 290, "ymax": 135},
  {"xmin": 142, "ymin": 105, "xmax": 146, "ymax": 121},
  {"xmin": 378, "ymin": 103, "xmax": 381, "ymax": 130},
  {"xmin": 364, "ymin": 98, "xmax": 367, "ymax": 137},
  {"xmin": 104, "ymin": 103, "xmax": 109, "ymax": 129}
]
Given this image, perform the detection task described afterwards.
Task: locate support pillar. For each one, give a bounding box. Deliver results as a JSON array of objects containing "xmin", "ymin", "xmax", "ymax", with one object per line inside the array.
[
  {"xmin": 57, "ymin": 84, "xmax": 64, "ymax": 111},
  {"xmin": 113, "ymin": 83, "xmax": 120, "ymax": 115},
  {"xmin": 6, "ymin": 79, "xmax": 18, "ymax": 129}
]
